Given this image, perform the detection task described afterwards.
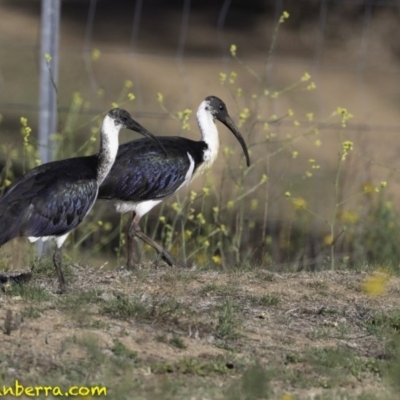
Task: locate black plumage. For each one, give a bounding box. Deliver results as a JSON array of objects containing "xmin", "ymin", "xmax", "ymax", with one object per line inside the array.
[
  {"xmin": 0, "ymin": 108, "xmax": 163, "ymax": 291},
  {"xmin": 98, "ymin": 96, "xmax": 250, "ymax": 268},
  {"xmin": 100, "ymin": 138, "xmax": 207, "ymax": 202},
  {"xmin": 0, "ymin": 158, "xmax": 97, "ymax": 244}
]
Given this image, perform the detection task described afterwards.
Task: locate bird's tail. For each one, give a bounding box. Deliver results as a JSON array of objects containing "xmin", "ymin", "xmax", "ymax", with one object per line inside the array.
[{"xmin": 0, "ymin": 202, "xmax": 19, "ymax": 247}]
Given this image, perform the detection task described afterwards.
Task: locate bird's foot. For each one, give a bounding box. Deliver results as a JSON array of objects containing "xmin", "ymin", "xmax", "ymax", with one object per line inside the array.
[
  {"xmin": 123, "ymin": 254, "xmax": 140, "ymax": 270},
  {"xmin": 55, "ymin": 282, "xmax": 68, "ymax": 295},
  {"xmin": 158, "ymin": 251, "xmax": 187, "ymax": 268}
]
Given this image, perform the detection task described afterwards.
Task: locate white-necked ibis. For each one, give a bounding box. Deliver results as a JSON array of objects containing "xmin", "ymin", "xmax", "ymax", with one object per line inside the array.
[
  {"xmin": 98, "ymin": 96, "xmax": 250, "ymax": 268},
  {"xmin": 0, "ymin": 108, "xmax": 164, "ymax": 291}
]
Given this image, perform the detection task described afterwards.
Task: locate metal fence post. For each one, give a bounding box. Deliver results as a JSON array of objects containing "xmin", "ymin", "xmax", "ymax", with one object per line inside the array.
[{"xmin": 37, "ymin": 0, "xmax": 61, "ymax": 255}]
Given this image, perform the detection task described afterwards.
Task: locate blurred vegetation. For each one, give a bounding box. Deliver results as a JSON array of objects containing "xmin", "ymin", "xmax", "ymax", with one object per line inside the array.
[{"xmin": 0, "ymin": 11, "xmax": 400, "ymax": 275}]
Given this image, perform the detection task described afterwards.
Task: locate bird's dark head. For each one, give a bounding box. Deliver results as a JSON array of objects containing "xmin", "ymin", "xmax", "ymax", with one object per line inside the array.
[
  {"xmin": 203, "ymin": 96, "xmax": 250, "ymax": 167},
  {"xmin": 204, "ymin": 96, "xmax": 229, "ymax": 122},
  {"xmin": 106, "ymin": 108, "xmax": 167, "ymax": 155},
  {"xmin": 108, "ymin": 108, "xmax": 142, "ymax": 131}
]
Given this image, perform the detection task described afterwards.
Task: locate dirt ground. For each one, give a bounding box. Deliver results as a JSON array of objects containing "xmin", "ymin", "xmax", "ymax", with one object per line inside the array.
[{"xmin": 0, "ymin": 262, "xmax": 399, "ymax": 399}]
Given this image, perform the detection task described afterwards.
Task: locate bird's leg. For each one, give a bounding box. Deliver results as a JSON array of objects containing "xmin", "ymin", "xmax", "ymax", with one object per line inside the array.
[
  {"xmin": 53, "ymin": 246, "xmax": 66, "ymax": 293},
  {"xmin": 128, "ymin": 213, "xmax": 185, "ymax": 268},
  {"xmin": 126, "ymin": 212, "xmax": 139, "ymax": 269}
]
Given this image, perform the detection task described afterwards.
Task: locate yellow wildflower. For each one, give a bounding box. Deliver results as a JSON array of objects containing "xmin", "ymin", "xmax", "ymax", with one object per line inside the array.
[
  {"xmin": 212, "ymin": 255, "xmax": 222, "ymax": 264},
  {"xmin": 190, "ymin": 190, "xmax": 197, "ymax": 202},
  {"xmin": 339, "ymin": 211, "xmax": 358, "ymax": 224},
  {"xmin": 292, "ymin": 197, "xmax": 307, "ymax": 209},
  {"xmin": 250, "ymin": 199, "xmax": 258, "ymax": 211},
  {"xmin": 279, "ymin": 11, "xmax": 290, "ymax": 23},
  {"xmin": 363, "ymin": 182, "xmax": 375, "ymax": 194},
  {"xmin": 301, "ymin": 72, "xmax": 311, "ymax": 82},
  {"xmin": 362, "ymin": 269, "xmax": 390, "ymax": 297},
  {"xmin": 91, "ymin": 49, "xmax": 101, "ymax": 61},
  {"xmin": 124, "ymin": 80, "xmax": 133, "ymax": 88},
  {"xmin": 307, "ymin": 82, "xmax": 316, "ymax": 90},
  {"xmin": 260, "ymin": 174, "xmax": 268, "ymax": 183}
]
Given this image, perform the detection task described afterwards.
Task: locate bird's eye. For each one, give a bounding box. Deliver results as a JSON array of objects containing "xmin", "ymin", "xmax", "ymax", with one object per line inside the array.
[{"xmin": 219, "ymin": 105, "xmax": 224, "ymax": 111}]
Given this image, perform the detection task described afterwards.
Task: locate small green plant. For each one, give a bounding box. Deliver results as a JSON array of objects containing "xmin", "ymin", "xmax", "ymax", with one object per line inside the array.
[
  {"xmin": 102, "ymin": 293, "xmax": 184, "ymax": 325},
  {"xmin": 73, "ymin": 334, "xmax": 104, "ymax": 364},
  {"xmin": 248, "ymin": 294, "xmax": 280, "ymax": 307},
  {"xmin": 3, "ymin": 283, "xmax": 51, "ymax": 302},
  {"xmin": 215, "ymin": 299, "xmax": 242, "ymax": 341},
  {"xmin": 224, "ymin": 362, "xmax": 271, "ymax": 400},
  {"xmin": 169, "ymin": 335, "xmax": 187, "ymax": 350},
  {"xmin": 55, "ymin": 288, "xmax": 102, "ymax": 326},
  {"xmin": 385, "ymin": 335, "xmax": 400, "ymax": 393},
  {"xmin": 200, "ymin": 282, "xmax": 233, "ymax": 297},
  {"xmin": 111, "ymin": 340, "xmax": 137, "ymax": 360},
  {"xmin": 101, "ymin": 294, "xmax": 149, "ymax": 321},
  {"xmin": 151, "ymin": 355, "xmax": 231, "ymax": 376},
  {"xmin": 364, "ymin": 310, "xmax": 400, "ymax": 338},
  {"xmin": 155, "ymin": 333, "xmax": 168, "ymax": 343},
  {"xmin": 21, "ymin": 306, "xmax": 41, "ymax": 319},
  {"xmin": 89, "ymin": 319, "xmax": 110, "ymax": 329}
]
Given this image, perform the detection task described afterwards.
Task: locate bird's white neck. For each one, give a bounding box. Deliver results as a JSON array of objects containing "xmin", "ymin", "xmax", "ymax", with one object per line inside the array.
[
  {"xmin": 97, "ymin": 115, "xmax": 120, "ymax": 185},
  {"xmin": 195, "ymin": 100, "xmax": 220, "ymax": 176}
]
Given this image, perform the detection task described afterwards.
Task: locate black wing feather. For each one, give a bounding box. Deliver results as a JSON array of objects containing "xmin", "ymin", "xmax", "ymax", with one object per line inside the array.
[
  {"xmin": 99, "ymin": 137, "xmax": 206, "ymax": 202},
  {"xmin": 0, "ymin": 157, "xmax": 98, "ymax": 245}
]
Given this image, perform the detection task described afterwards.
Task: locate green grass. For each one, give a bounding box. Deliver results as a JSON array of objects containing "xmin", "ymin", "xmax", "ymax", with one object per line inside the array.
[
  {"xmin": 20, "ymin": 306, "xmax": 42, "ymax": 319},
  {"xmin": 150, "ymin": 355, "xmax": 232, "ymax": 376},
  {"xmin": 101, "ymin": 292, "xmax": 186, "ymax": 325},
  {"xmin": 3, "ymin": 282, "xmax": 52, "ymax": 302},
  {"xmin": 169, "ymin": 335, "xmax": 187, "ymax": 350},
  {"xmin": 215, "ymin": 299, "xmax": 243, "ymax": 342},
  {"xmin": 200, "ymin": 282, "xmax": 235, "ymax": 297},
  {"xmin": 224, "ymin": 363, "xmax": 272, "ymax": 400},
  {"xmin": 385, "ymin": 335, "xmax": 400, "ymax": 392},
  {"xmin": 112, "ymin": 339, "xmax": 138, "ymax": 360},
  {"xmin": 247, "ymin": 293, "xmax": 280, "ymax": 307}
]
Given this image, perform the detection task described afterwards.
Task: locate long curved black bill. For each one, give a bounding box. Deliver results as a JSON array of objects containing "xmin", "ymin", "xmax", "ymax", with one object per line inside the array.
[
  {"xmin": 221, "ymin": 115, "xmax": 250, "ymax": 167},
  {"xmin": 127, "ymin": 120, "xmax": 168, "ymax": 156}
]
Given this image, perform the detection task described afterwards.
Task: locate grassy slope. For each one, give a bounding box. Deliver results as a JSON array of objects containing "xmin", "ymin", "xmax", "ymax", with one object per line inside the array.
[{"xmin": 0, "ymin": 262, "xmax": 399, "ymax": 399}]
